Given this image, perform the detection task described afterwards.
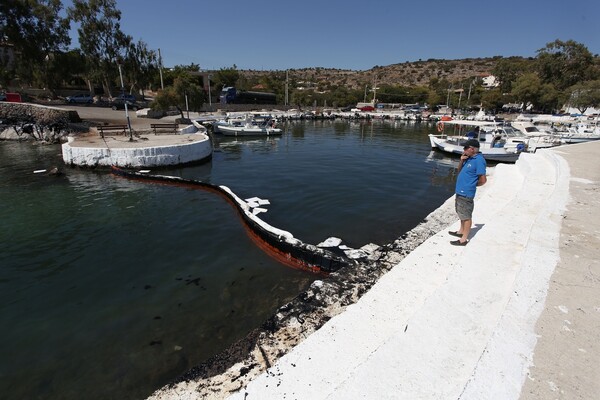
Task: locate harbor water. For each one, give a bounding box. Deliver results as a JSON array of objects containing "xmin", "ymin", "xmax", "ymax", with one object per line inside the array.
[{"xmin": 0, "ymin": 119, "xmax": 459, "ymax": 399}]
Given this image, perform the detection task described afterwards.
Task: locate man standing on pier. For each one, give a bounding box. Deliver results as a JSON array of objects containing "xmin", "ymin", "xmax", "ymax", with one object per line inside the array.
[{"xmin": 449, "ymin": 139, "xmax": 487, "ymax": 245}]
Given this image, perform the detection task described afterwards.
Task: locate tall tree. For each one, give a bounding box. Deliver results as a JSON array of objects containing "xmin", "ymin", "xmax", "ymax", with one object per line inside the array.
[
  {"xmin": 0, "ymin": 0, "xmax": 70, "ymax": 91},
  {"xmin": 68, "ymin": 0, "xmax": 130, "ymax": 96},
  {"xmin": 214, "ymin": 65, "xmax": 240, "ymax": 89},
  {"xmin": 511, "ymin": 72, "xmax": 542, "ymax": 110},
  {"xmin": 510, "ymin": 72, "xmax": 561, "ymax": 112},
  {"xmin": 480, "ymin": 88, "xmax": 504, "ymax": 113},
  {"xmin": 536, "ymin": 39, "xmax": 595, "ymax": 91},
  {"xmin": 124, "ymin": 40, "xmax": 158, "ymax": 97},
  {"xmin": 492, "ymin": 56, "xmax": 532, "ymax": 93},
  {"xmin": 567, "ymin": 80, "xmax": 600, "ymax": 114},
  {"xmin": 153, "ymin": 71, "xmax": 205, "ymax": 115}
]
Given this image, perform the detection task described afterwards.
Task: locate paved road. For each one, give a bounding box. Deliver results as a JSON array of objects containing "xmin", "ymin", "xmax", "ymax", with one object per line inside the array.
[
  {"xmin": 64, "ymin": 104, "xmax": 152, "ymax": 128},
  {"xmin": 519, "ymin": 142, "xmax": 600, "ymax": 400}
]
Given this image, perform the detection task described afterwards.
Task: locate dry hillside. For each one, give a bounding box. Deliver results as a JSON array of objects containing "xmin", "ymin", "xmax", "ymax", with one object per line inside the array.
[{"xmin": 238, "ymin": 57, "xmax": 516, "ymax": 90}]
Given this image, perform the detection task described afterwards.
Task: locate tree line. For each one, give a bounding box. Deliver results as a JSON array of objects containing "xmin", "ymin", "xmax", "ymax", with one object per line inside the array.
[{"xmin": 1, "ymin": 1, "xmax": 599, "ymax": 113}]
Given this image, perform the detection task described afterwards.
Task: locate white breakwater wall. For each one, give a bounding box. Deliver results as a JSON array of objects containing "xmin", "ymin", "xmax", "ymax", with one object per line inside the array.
[{"xmin": 61, "ymin": 137, "xmax": 212, "ymax": 168}]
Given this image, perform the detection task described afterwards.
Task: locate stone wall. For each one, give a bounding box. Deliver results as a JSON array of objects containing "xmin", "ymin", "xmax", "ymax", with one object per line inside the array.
[
  {"xmin": 0, "ymin": 102, "xmax": 78, "ymax": 141},
  {"xmin": 0, "ymin": 102, "xmax": 78, "ymax": 124}
]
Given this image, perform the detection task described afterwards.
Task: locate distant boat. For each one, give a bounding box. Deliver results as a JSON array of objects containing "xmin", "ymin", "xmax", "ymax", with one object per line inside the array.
[
  {"xmin": 429, "ymin": 120, "xmax": 528, "ymax": 163},
  {"xmin": 218, "ymin": 114, "xmax": 282, "ymax": 137},
  {"xmin": 558, "ymin": 122, "xmax": 600, "ymax": 144}
]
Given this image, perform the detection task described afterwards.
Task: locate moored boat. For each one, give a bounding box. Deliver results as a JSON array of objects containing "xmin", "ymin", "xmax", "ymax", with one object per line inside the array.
[
  {"xmin": 510, "ymin": 121, "xmax": 562, "ymax": 151},
  {"xmin": 558, "ymin": 122, "xmax": 600, "ymax": 144},
  {"xmin": 429, "ymin": 120, "xmax": 527, "ymax": 162},
  {"xmin": 218, "ymin": 114, "xmax": 282, "ymax": 136}
]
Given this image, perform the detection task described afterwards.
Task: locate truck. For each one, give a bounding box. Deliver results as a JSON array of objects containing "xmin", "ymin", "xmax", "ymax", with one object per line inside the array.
[
  {"xmin": 1, "ymin": 92, "xmax": 22, "ymax": 102},
  {"xmin": 219, "ymin": 87, "xmax": 276, "ymax": 105}
]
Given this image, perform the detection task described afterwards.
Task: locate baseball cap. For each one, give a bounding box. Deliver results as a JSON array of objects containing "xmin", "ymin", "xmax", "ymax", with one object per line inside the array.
[{"xmin": 463, "ymin": 139, "xmax": 480, "ymax": 149}]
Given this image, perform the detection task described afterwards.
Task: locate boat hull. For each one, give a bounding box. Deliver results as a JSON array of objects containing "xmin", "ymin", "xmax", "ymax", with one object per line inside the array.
[
  {"xmin": 428, "ymin": 134, "xmax": 521, "ymax": 163},
  {"xmin": 219, "ymin": 125, "xmax": 283, "ymax": 137}
]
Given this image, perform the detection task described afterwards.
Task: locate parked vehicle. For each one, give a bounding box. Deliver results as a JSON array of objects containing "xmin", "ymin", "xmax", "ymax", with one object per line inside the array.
[
  {"xmin": 66, "ymin": 93, "xmax": 93, "ymax": 104},
  {"xmin": 219, "ymin": 87, "xmax": 276, "ymax": 105},
  {"xmin": 110, "ymin": 99, "xmax": 142, "ymax": 111},
  {"xmin": 111, "ymin": 94, "xmax": 136, "ymax": 103},
  {"xmin": 109, "ymin": 94, "xmax": 143, "ymax": 111},
  {"xmin": 2, "ymin": 92, "xmax": 23, "ymax": 102}
]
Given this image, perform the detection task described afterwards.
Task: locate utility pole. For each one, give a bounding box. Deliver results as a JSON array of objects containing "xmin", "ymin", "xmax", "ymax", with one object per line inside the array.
[
  {"xmin": 117, "ymin": 62, "xmax": 133, "ymax": 141},
  {"xmin": 372, "ymin": 76, "xmax": 378, "ymax": 105},
  {"xmin": 185, "ymin": 91, "xmax": 189, "ymax": 119},
  {"xmin": 208, "ymin": 74, "xmax": 212, "ymax": 107},
  {"xmin": 285, "ymin": 70, "xmax": 289, "ymax": 106},
  {"xmin": 158, "ymin": 48, "xmax": 164, "ymax": 90}
]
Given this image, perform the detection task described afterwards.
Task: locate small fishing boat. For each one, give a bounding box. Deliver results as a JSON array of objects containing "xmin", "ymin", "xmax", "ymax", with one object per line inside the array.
[
  {"xmin": 429, "ymin": 120, "xmax": 527, "ymax": 163},
  {"xmin": 218, "ymin": 114, "xmax": 282, "ymax": 137}
]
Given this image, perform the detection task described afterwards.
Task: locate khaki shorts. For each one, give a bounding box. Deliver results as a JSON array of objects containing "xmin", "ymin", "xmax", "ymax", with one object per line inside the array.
[{"xmin": 455, "ymin": 195, "xmax": 474, "ymax": 220}]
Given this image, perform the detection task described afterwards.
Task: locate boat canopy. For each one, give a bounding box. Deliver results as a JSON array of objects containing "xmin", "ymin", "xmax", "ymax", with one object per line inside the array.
[{"xmin": 439, "ymin": 120, "xmax": 502, "ymax": 127}]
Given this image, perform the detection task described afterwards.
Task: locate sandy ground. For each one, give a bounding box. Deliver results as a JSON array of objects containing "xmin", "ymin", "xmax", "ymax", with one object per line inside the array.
[
  {"xmin": 519, "ymin": 144, "xmax": 600, "ymax": 399},
  {"xmin": 67, "ymin": 105, "xmax": 154, "ymax": 129}
]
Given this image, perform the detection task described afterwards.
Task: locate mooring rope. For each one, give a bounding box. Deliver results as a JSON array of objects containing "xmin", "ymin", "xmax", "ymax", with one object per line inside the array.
[{"xmin": 100, "ymin": 131, "xmax": 115, "ymax": 164}]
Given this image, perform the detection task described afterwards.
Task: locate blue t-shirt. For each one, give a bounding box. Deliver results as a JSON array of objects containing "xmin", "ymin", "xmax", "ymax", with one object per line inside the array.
[{"xmin": 455, "ymin": 153, "xmax": 486, "ymax": 198}]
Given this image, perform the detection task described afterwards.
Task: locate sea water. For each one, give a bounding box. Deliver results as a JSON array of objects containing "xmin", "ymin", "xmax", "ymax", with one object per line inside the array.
[{"xmin": 0, "ymin": 119, "xmax": 458, "ymax": 399}]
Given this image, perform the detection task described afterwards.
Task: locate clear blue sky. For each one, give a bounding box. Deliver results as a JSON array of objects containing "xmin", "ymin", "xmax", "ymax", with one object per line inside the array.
[{"xmin": 65, "ymin": 0, "xmax": 600, "ymax": 71}]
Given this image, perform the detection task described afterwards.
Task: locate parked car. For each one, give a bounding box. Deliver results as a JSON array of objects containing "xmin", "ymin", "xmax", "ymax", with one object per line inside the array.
[
  {"xmin": 109, "ymin": 94, "xmax": 144, "ymax": 110},
  {"xmin": 66, "ymin": 93, "xmax": 94, "ymax": 104},
  {"xmin": 110, "ymin": 98, "xmax": 143, "ymax": 111},
  {"xmin": 111, "ymin": 93, "xmax": 136, "ymax": 103}
]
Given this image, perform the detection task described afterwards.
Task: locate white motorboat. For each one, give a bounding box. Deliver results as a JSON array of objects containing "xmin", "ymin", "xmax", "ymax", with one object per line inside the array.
[
  {"xmin": 429, "ymin": 120, "xmax": 528, "ymax": 163},
  {"xmin": 218, "ymin": 114, "xmax": 282, "ymax": 137},
  {"xmin": 212, "ymin": 114, "xmax": 248, "ymax": 133},
  {"xmin": 558, "ymin": 122, "xmax": 600, "ymax": 144},
  {"xmin": 510, "ymin": 121, "xmax": 562, "ymax": 151}
]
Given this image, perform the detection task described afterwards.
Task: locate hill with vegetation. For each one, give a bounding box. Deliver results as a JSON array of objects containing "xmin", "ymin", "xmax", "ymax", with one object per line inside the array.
[
  {"xmin": 229, "ymin": 44, "xmax": 599, "ymax": 113},
  {"xmin": 240, "ymin": 57, "xmax": 504, "ymax": 91}
]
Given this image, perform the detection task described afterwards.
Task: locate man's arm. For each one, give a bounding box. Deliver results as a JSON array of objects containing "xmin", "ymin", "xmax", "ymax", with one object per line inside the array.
[{"xmin": 477, "ymin": 174, "xmax": 487, "ymax": 186}]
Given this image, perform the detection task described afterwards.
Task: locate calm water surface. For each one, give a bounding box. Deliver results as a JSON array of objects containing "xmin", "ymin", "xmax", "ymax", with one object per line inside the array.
[{"xmin": 0, "ymin": 120, "xmax": 458, "ymax": 399}]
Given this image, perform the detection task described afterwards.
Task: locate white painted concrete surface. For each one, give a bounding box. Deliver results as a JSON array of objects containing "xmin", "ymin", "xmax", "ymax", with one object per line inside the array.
[
  {"xmin": 225, "ymin": 148, "xmax": 572, "ymax": 399},
  {"xmin": 61, "ymin": 133, "xmax": 212, "ymax": 168}
]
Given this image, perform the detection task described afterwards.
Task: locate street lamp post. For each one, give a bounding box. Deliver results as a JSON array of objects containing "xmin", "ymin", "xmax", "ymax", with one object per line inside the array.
[
  {"xmin": 208, "ymin": 74, "xmax": 212, "ymax": 108},
  {"xmin": 185, "ymin": 91, "xmax": 190, "ymax": 119},
  {"xmin": 117, "ymin": 62, "xmax": 133, "ymax": 141},
  {"xmin": 158, "ymin": 48, "xmax": 164, "ymax": 90}
]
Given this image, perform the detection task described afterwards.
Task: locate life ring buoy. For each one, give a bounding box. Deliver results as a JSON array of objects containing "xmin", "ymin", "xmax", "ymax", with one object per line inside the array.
[{"xmin": 436, "ymin": 122, "xmax": 444, "ymax": 132}]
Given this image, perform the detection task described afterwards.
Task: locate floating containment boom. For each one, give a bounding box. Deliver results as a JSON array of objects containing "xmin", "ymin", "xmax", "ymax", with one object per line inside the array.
[{"xmin": 111, "ymin": 167, "xmax": 352, "ymax": 274}]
